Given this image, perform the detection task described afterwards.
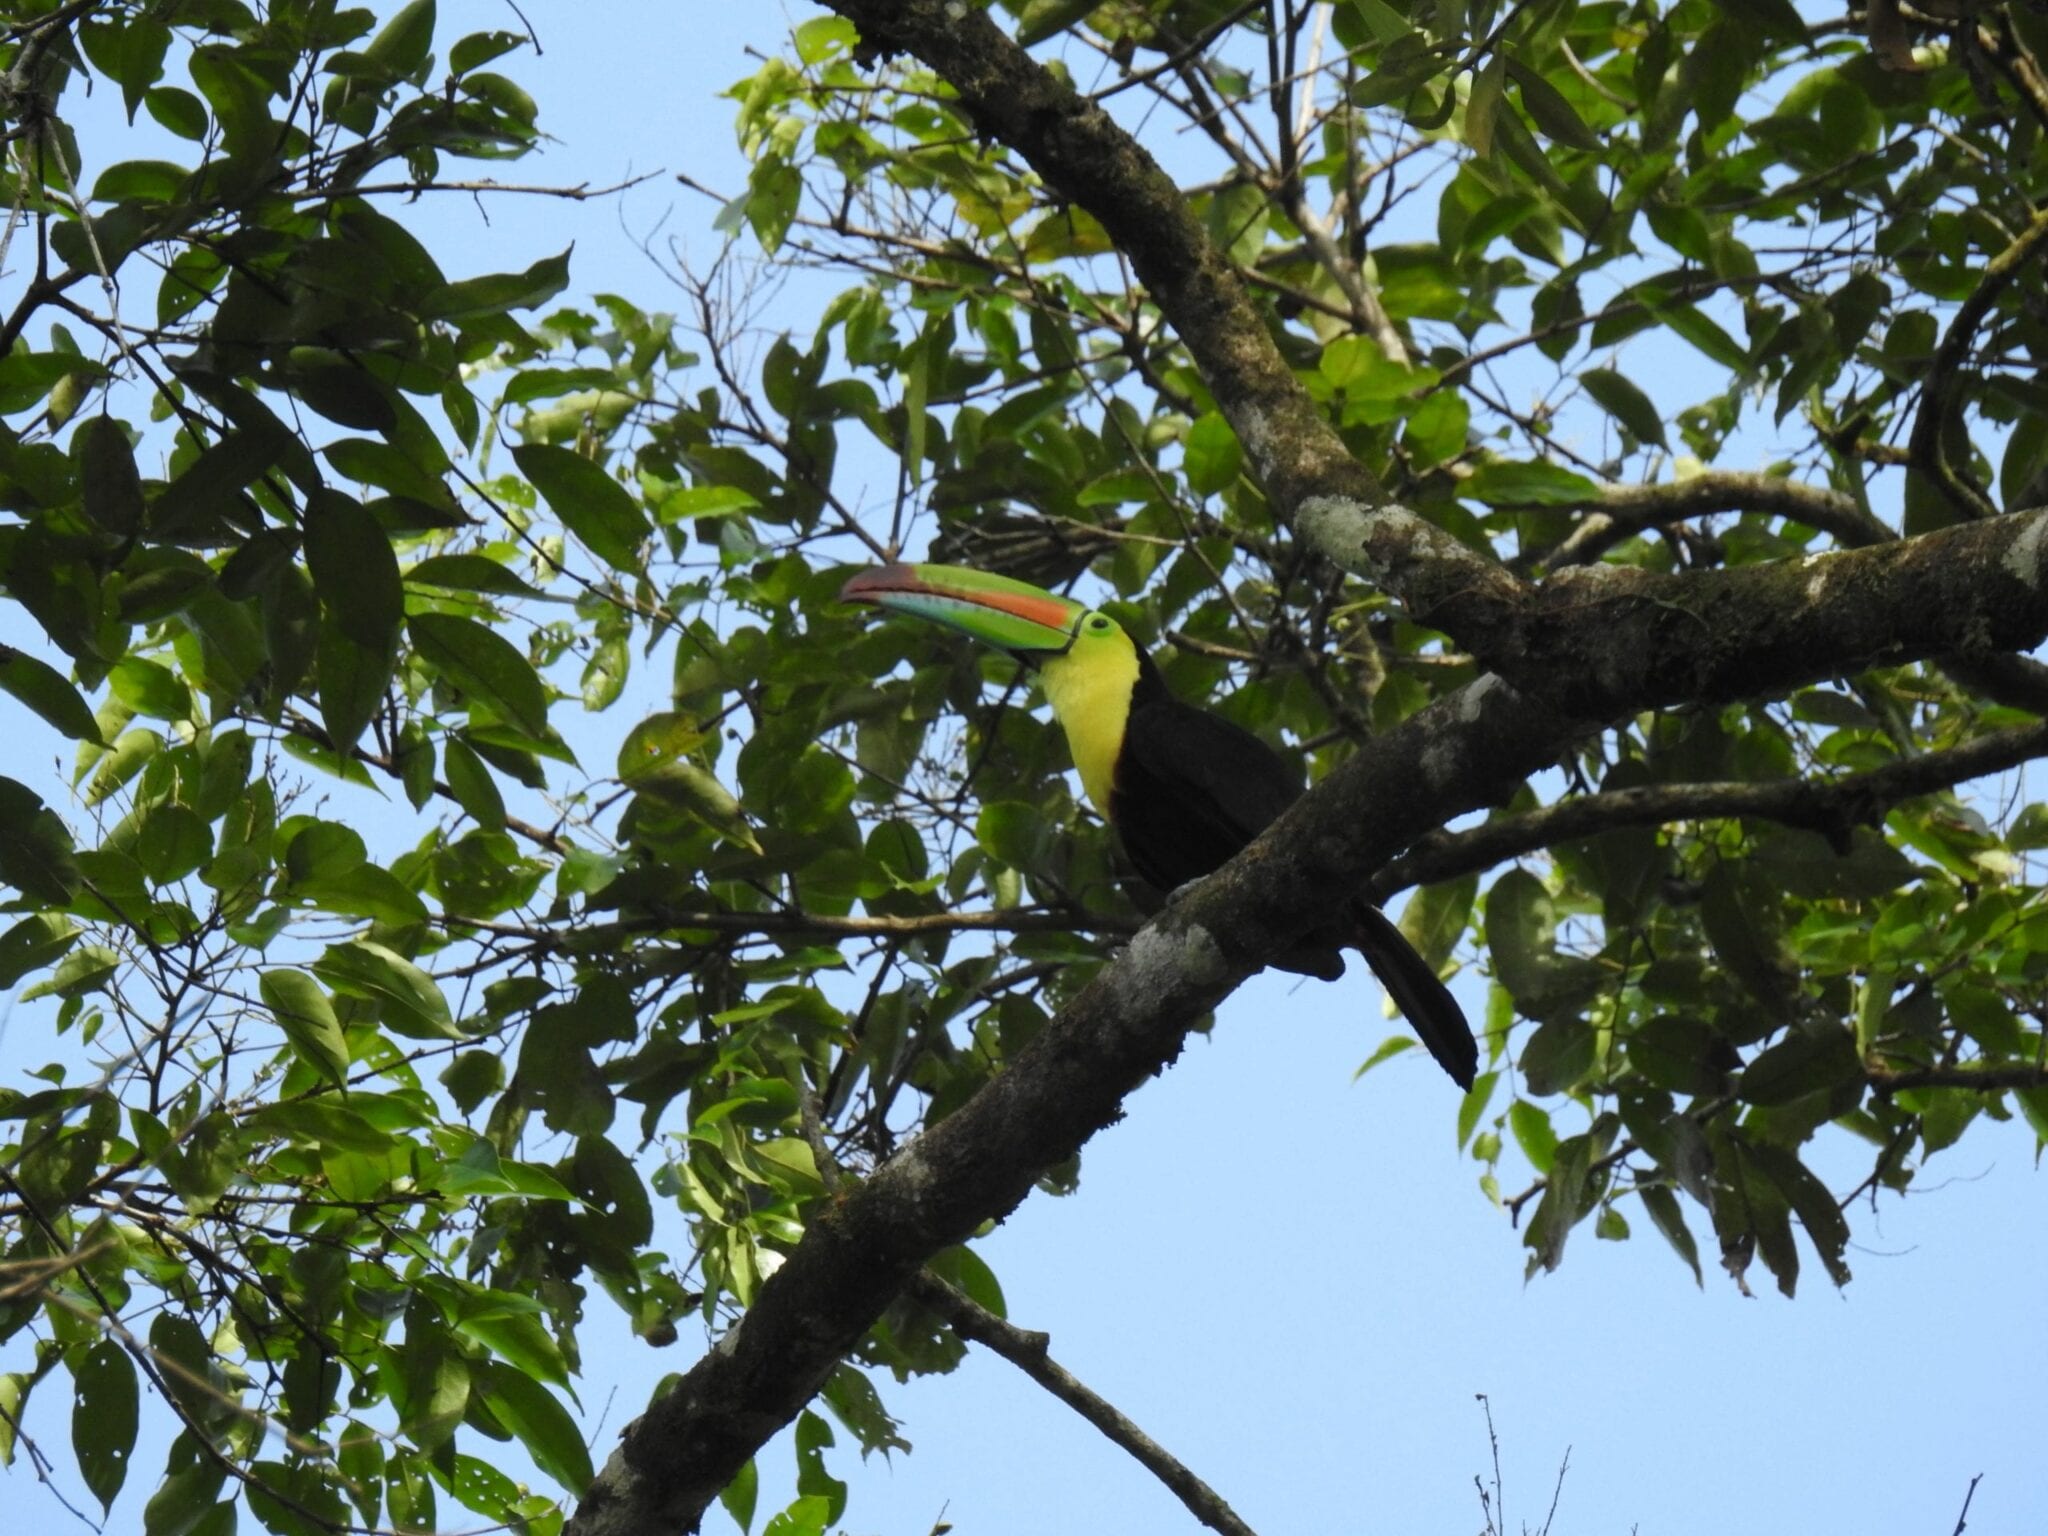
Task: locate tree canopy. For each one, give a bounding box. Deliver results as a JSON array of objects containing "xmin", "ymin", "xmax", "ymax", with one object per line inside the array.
[{"xmin": 3, "ymin": 0, "xmax": 2048, "ymax": 1531}]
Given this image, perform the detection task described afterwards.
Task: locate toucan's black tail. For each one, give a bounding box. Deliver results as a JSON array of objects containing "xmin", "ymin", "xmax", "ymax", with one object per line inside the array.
[{"xmin": 1350, "ymin": 902, "xmax": 1478, "ymax": 1089}]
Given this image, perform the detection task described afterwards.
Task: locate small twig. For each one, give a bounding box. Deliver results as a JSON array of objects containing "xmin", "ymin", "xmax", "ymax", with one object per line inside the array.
[
  {"xmin": 1951, "ymin": 1472, "xmax": 1984, "ymax": 1536},
  {"xmin": 1538, "ymin": 1445, "xmax": 1571, "ymax": 1536},
  {"xmin": 299, "ymin": 170, "xmax": 663, "ymax": 204},
  {"xmin": 1475, "ymin": 1392, "xmax": 1505, "ymax": 1536}
]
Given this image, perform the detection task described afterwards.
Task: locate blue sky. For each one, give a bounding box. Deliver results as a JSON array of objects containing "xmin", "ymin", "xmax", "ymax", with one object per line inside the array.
[{"xmin": 5, "ymin": 3, "xmax": 2046, "ymax": 1532}]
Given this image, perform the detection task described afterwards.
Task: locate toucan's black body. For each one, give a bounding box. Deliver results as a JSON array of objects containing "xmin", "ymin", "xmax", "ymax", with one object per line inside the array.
[{"xmin": 1114, "ymin": 652, "xmax": 1478, "ymax": 1090}]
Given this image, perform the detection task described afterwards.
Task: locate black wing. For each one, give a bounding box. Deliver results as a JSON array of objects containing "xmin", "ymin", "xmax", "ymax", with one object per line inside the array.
[{"xmin": 1109, "ymin": 696, "xmax": 1303, "ymax": 893}]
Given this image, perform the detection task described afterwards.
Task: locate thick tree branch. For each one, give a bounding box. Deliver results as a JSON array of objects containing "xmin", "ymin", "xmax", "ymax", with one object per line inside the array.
[
  {"xmin": 1302, "ymin": 494, "xmax": 2048, "ymax": 715},
  {"xmin": 565, "ymin": 675, "xmax": 1577, "ymax": 1534},
  {"xmin": 908, "ymin": 1275, "xmax": 1263, "ymax": 1536}
]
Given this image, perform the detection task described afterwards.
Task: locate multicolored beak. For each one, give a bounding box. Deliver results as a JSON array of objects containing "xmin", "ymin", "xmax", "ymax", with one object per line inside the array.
[{"xmin": 840, "ymin": 562, "xmax": 1087, "ymax": 657}]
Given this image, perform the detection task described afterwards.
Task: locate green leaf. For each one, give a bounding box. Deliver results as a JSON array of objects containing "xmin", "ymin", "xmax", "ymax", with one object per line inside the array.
[
  {"xmin": 793, "ymin": 15, "xmax": 856, "ymax": 64},
  {"xmin": 91, "ymin": 158, "xmax": 189, "ymax": 204},
  {"xmin": 1396, "ymin": 875, "xmax": 1477, "ymax": 972},
  {"xmin": 0, "ymin": 1372, "xmax": 24, "ymax": 1467},
  {"xmin": 0, "ymin": 777, "xmax": 80, "ymax": 903},
  {"xmin": 440, "ymin": 1050, "xmax": 505, "ymax": 1114},
  {"xmin": 1748, "ymin": 1143, "xmax": 1852, "ymax": 1287},
  {"xmin": 1016, "ymin": 0, "xmax": 1100, "ymax": 46},
  {"xmin": 0, "ymin": 646, "xmax": 102, "ymax": 743},
  {"xmin": 512, "ymin": 442, "xmax": 649, "ymax": 573},
  {"xmin": 1507, "ymin": 58, "xmax": 1602, "ymax": 151},
  {"xmin": 405, "ymin": 553, "xmax": 545, "ymax": 599},
  {"xmin": 1464, "ymin": 51, "xmax": 1508, "ymax": 157},
  {"xmin": 474, "ymin": 1362, "xmax": 592, "ymax": 1494},
  {"xmin": 77, "ymin": 416, "xmax": 144, "ymax": 536},
  {"xmin": 421, "ymin": 247, "xmax": 574, "ymax": 321},
  {"xmin": 630, "ymin": 761, "xmax": 761, "ymax": 852},
  {"xmin": 260, "ymin": 969, "xmax": 352, "ymax": 1088},
  {"xmin": 455, "ymin": 1303, "xmax": 570, "ymax": 1389},
  {"xmin": 1579, "ymin": 367, "xmax": 1669, "ymax": 448},
  {"xmin": 1183, "ymin": 411, "xmax": 1243, "ymax": 496},
  {"xmin": 1520, "ymin": 1015, "xmax": 1596, "ymax": 1095},
  {"xmin": 303, "ymin": 489, "xmax": 404, "ymax": 651},
  {"xmin": 72, "ymin": 1341, "xmax": 138, "ymax": 1512},
  {"xmin": 144, "ymin": 86, "xmax": 208, "ymax": 141},
  {"xmin": 721, "ymin": 1460, "xmax": 761, "ymax": 1535},
  {"xmin": 1508, "ymin": 1098, "xmax": 1557, "ymax": 1172},
  {"xmin": 582, "ymin": 630, "xmax": 628, "ymax": 710},
  {"xmin": 795, "ymin": 1409, "xmax": 847, "ymax": 1523},
  {"xmin": 1523, "ymin": 1131, "xmax": 1595, "ymax": 1274},
  {"xmin": 1485, "ymin": 869, "xmax": 1556, "ymax": 1003},
  {"xmin": 746, "ymin": 158, "xmax": 801, "ymax": 255},
  {"xmin": 409, "ymin": 612, "xmax": 549, "ymax": 739},
  {"xmin": 316, "ymin": 622, "xmax": 396, "ymax": 756},
  {"xmin": 442, "ymin": 735, "xmax": 507, "ymax": 830},
  {"xmin": 108, "ymin": 656, "xmax": 192, "ymax": 721},
  {"xmin": 1738, "ymin": 1027, "xmax": 1861, "ymax": 1106},
  {"xmin": 136, "ymin": 802, "xmax": 211, "ymax": 884},
  {"xmin": 312, "ymin": 938, "xmax": 459, "ymax": 1039},
  {"xmin": 187, "ymin": 44, "xmax": 274, "ymax": 169},
  {"xmin": 1658, "ymin": 303, "xmax": 1751, "ymax": 373},
  {"xmin": 400, "ymin": 1344, "xmax": 470, "ymax": 1453},
  {"xmin": 367, "ymin": 0, "xmax": 439, "ymax": 79},
  {"xmin": 323, "ymin": 438, "xmax": 454, "ymax": 508},
  {"xmin": 85, "ymin": 728, "xmax": 162, "ymax": 807},
  {"xmin": 1349, "ymin": 0, "xmax": 1410, "ymax": 44},
  {"xmin": 449, "ymin": 28, "xmax": 523, "ymax": 75},
  {"xmin": 1639, "ymin": 1185, "xmax": 1704, "ymax": 1286},
  {"xmin": 247, "ymin": 1100, "xmax": 398, "ymax": 1154},
  {"xmin": 0, "ymin": 913, "xmax": 81, "ymax": 987},
  {"xmin": 1626, "ymin": 1015, "xmax": 1735, "ymax": 1095},
  {"xmin": 1463, "ymin": 460, "xmax": 1600, "ymax": 508}
]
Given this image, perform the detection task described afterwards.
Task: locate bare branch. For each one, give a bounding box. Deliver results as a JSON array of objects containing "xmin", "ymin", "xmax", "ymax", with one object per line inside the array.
[{"xmin": 909, "ymin": 1275, "xmax": 1263, "ymax": 1536}]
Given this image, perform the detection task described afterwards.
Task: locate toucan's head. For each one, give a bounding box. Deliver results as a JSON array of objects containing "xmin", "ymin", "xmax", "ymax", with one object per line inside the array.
[
  {"xmin": 839, "ymin": 562, "xmax": 1135, "ymax": 679},
  {"xmin": 840, "ymin": 562, "xmax": 1143, "ymax": 813}
]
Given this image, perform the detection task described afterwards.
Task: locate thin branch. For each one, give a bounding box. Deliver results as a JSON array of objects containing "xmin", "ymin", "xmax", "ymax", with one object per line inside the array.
[
  {"xmin": 305, "ymin": 170, "xmax": 662, "ymax": 202},
  {"xmin": 1372, "ymin": 717, "xmax": 2048, "ymax": 899},
  {"xmin": 1541, "ymin": 472, "xmax": 1894, "ymax": 570},
  {"xmin": 1867, "ymin": 1063, "xmax": 2048, "ymax": 1092},
  {"xmin": 908, "ymin": 1275, "xmax": 1263, "ymax": 1536},
  {"xmin": 1950, "ymin": 1472, "xmax": 1985, "ymax": 1536},
  {"xmin": 1908, "ymin": 203, "xmax": 2048, "ymax": 521}
]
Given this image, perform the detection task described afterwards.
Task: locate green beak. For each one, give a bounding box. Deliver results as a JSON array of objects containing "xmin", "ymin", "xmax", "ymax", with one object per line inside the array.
[{"xmin": 841, "ymin": 563, "xmax": 1087, "ymax": 656}]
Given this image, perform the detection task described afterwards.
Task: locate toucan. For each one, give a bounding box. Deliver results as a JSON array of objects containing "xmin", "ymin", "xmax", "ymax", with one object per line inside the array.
[{"xmin": 842, "ymin": 562, "xmax": 1478, "ymax": 1089}]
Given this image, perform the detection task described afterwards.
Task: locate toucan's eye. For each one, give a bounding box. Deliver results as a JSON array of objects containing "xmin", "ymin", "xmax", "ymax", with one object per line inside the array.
[{"xmin": 1087, "ymin": 614, "xmax": 1112, "ymax": 632}]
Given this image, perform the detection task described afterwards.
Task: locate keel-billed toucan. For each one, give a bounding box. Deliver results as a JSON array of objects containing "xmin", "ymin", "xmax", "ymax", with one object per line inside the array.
[{"xmin": 842, "ymin": 562, "xmax": 1478, "ymax": 1089}]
